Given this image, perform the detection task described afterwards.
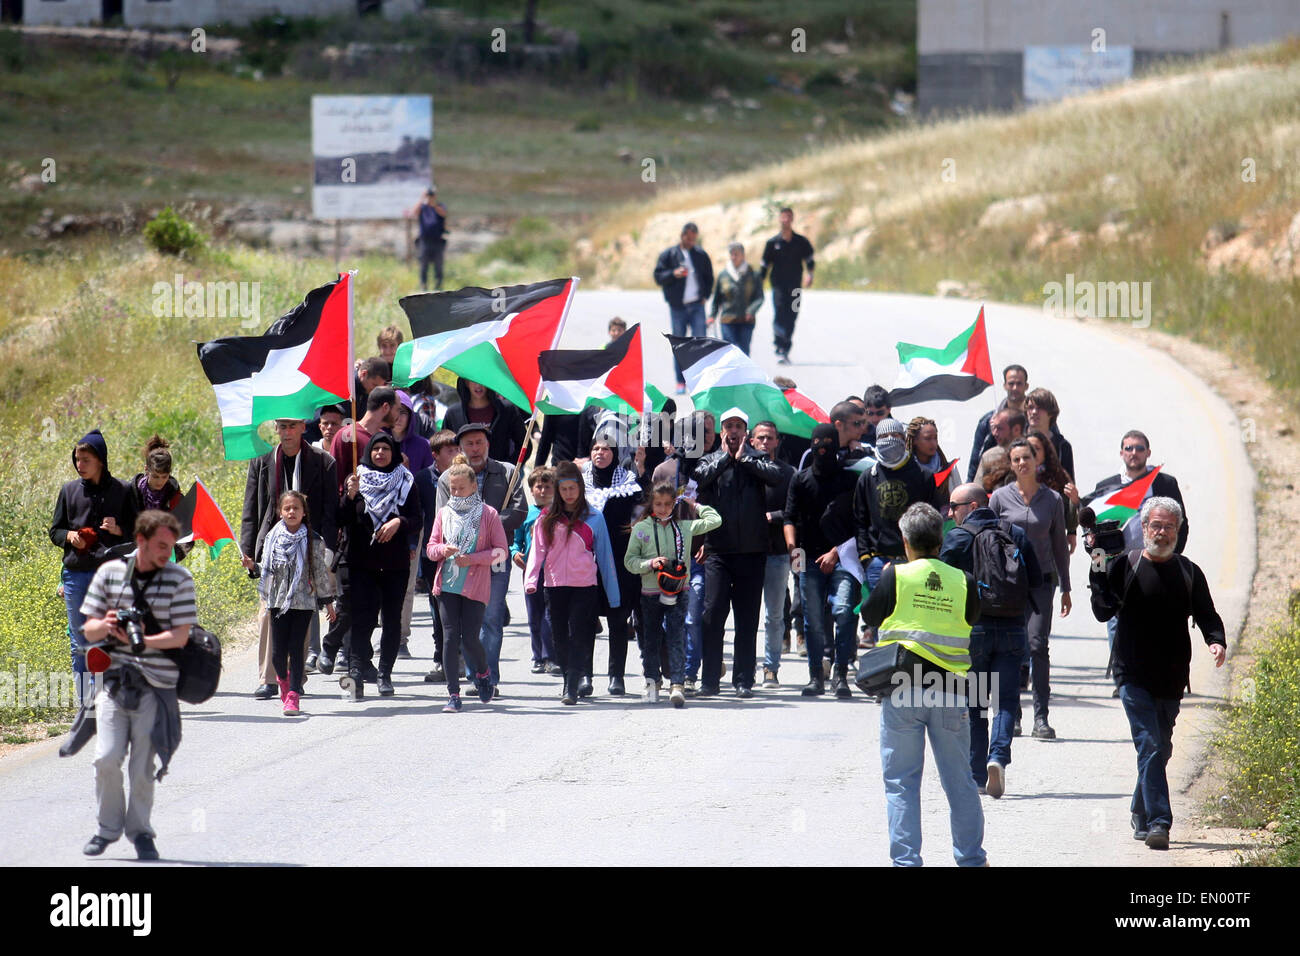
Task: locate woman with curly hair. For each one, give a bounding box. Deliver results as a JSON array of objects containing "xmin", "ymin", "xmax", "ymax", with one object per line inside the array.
[{"xmin": 905, "ymin": 416, "xmax": 960, "ymax": 509}]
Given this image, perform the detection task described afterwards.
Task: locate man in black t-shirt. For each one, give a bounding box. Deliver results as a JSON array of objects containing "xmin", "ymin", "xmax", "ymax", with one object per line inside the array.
[
  {"xmin": 1089, "ymin": 496, "xmax": 1225, "ymax": 851},
  {"xmin": 760, "ymin": 207, "xmax": 815, "ymax": 364}
]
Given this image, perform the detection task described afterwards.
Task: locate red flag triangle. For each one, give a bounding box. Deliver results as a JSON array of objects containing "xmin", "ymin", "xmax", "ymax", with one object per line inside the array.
[
  {"xmin": 934, "ymin": 458, "xmax": 959, "ymax": 487},
  {"xmin": 297, "ymin": 272, "xmax": 353, "ymax": 400},
  {"xmin": 959, "ymin": 305, "xmax": 995, "ymax": 385},
  {"xmin": 603, "ymin": 323, "xmax": 645, "ymax": 410}
]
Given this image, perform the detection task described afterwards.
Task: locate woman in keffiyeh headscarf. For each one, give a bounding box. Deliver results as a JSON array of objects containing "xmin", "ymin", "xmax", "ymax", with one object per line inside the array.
[
  {"xmin": 339, "ymin": 432, "xmax": 422, "ymax": 696},
  {"xmin": 579, "ymin": 435, "xmax": 648, "ymax": 697}
]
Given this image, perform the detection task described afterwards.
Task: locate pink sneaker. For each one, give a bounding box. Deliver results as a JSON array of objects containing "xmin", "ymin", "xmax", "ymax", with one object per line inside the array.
[
  {"xmin": 276, "ymin": 677, "xmax": 291, "ymax": 704},
  {"xmin": 282, "ymin": 691, "xmax": 301, "ymax": 716}
]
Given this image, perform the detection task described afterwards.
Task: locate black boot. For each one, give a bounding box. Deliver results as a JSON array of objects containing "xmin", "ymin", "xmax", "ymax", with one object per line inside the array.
[
  {"xmin": 608, "ymin": 675, "xmax": 626, "ymax": 696},
  {"xmin": 561, "ymin": 671, "xmax": 578, "ymax": 706},
  {"xmin": 833, "ymin": 664, "xmax": 852, "ymax": 699},
  {"xmin": 377, "ymin": 670, "xmax": 395, "ymax": 697},
  {"xmin": 577, "ymin": 674, "xmax": 594, "ymax": 698},
  {"xmin": 801, "ymin": 676, "xmax": 825, "ymax": 696}
]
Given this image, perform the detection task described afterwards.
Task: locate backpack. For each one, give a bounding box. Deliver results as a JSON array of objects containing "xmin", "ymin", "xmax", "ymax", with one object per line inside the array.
[
  {"xmin": 970, "ymin": 520, "xmax": 1029, "ymax": 618},
  {"xmin": 168, "ymin": 625, "xmax": 223, "ymax": 705},
  {"xmin": 126, "ymin": 557, "xmax": 223, "ymax": 705}
]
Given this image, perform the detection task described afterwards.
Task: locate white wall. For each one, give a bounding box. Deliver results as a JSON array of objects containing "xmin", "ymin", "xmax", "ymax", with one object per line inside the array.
[
  {"xmin": 23, "ymin": 0, "xmax": 103, "ymax": 27},
  {"xmin": 920, "ymin": 0, "xmax": 1300, "ymax": 54}
]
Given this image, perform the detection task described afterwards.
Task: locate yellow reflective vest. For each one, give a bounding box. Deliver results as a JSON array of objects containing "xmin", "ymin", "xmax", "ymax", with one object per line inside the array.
[{"xmin": 878, "ymin": 558, "xmax": 972, "ymax": 674}]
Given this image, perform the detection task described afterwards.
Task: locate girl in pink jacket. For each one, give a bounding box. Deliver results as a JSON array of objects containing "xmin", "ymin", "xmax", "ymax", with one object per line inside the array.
[
  {"xmin": 525, "ymin": 461, "xmax": 620, "ymax": 705},
  {"xmin": 426, "ymin": 455, "xmax": 508, "ymax": 712}
]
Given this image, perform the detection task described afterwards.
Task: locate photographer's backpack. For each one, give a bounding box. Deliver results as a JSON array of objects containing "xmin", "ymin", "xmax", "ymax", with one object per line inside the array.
[
  {"xmin": 168, "ymin": 625, "xmax": 222, "ymax": 705},
  {"xmin": 971, "ymin": 521, "xmax": 1029, "ymax": 618}
]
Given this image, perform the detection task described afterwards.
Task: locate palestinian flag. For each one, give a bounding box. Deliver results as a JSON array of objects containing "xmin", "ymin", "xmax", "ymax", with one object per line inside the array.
[
  {"xmin": 783, "ymin": 387, "xmax": 829, "ymax": 424},
  {"xmin": 888, "ymin": 306, "xmax": 994, "ymax": 407},
  {"xmin": 172, "ymin": 480, "xmax": 238, "ymax": 559},
  {"xmin": 1083, "ymin": 466, "xmax": 1163, "ymax": 525},
  {"xmin": 538, "ymin": 323, "xmax": 644, "ymax": 415},
  {"xmin": 197, "ymin": 273, "xmax": 354, "ymax": 460},
  {"xmin": 667, "ymin": 336, "xmax": 819, "ymax": 438},
  {"xmin": 933, "ymin": 458, "xmax": 960, "ymax": 487},
  {"xmin": 393, "ymin": 278, "xmax": 576, "ymax": 412}
]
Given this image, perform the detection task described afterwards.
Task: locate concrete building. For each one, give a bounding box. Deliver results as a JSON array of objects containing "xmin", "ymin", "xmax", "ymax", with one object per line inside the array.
[
  {"xmin": 918, "ymin": 0, "xmax": 1300, "ymax": 114},
  {"xmin": 7, "ymin": 1, "xmax": 418, "ymax": 27}
]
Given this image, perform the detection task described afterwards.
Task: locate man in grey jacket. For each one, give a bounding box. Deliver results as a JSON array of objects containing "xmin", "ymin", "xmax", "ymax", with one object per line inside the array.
[{"xmin": 434, "ymin": 423, "xmax": 527, "ymax": 692}]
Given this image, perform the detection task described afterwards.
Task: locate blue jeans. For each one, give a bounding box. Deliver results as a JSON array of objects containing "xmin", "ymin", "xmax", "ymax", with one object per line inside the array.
[
  {"xmin": 669, "ymin": 302, "xmax": 707, "ymax": 383},
  {"xmin": 1119, "ymin": 683, "xmax": 1180, "ymax": 829},
  {"xmin": 968, "ymin": 617, "xmax": 1028, "ymax": 782},
  {"xmin": 684, "ymin": 557, "xmax": 705, "ymax": 680},
  {"xmin": 524, "ymin": 587, "xmax": 554, "ymax": 663},
  {"xmin": 466, "ymin": 565, "xmax": 510, "ymax": 686},
  {"xmin": 879, "ymin": 692, "xmax": 987, "ymax": 867},
  {"xmin": 762, "ymin": 554, "xmax": 790, "ymax": 672},
  {"xmin": 640, "ymin": 593, "xmax": 687, "ymax": 684},
  {"xmin": 62, "ymin": 568, "xmax": 96, "ymax": 677},
  {"xmin": 800, "ymin": 565, "xmax": 858, "ymax": 678},
  {"xmin": 719, "ymin": 321, "xmax": 754, "ymax": 355}
]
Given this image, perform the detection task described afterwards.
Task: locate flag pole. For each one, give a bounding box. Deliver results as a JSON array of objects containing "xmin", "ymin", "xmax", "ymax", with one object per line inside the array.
[
  {"xmin": 499, "ymin": 276, "xmax": 579, "ymax": 511},
  {"xmin": 345, "ymin": 270, "xmax": 359, "ymax": 475}
]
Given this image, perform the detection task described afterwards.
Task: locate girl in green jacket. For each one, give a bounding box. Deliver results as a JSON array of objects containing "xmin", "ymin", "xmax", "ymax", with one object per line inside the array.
[{"xmin": 624, "ymin": 484, "xmax": 721, "ymax": 707}]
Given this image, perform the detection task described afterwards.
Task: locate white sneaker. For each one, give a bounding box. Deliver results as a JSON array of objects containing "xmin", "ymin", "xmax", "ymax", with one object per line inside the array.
[
  {"xmin": 669, "ymin": 684, "xmax": 686, "ymax": 708},
  {"xmin": 645, "ymin": 679, "xmax": 659, "ymax": 704},
  {"xmin": 985, "ymin": 760, "xmax": 1005, "ymax": 799}
]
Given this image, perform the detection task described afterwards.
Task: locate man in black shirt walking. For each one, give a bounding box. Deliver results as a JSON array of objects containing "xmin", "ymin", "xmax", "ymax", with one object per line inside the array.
[
  {"xmin": 760, "ymin": 207, "xmax": 815, "ymax": 365},
  {"xmin": 1089, "ymin": 496, "xmax": 1225, "ymax": 850}
]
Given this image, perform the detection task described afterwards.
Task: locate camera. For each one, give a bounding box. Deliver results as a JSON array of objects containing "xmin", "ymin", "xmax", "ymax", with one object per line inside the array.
[
  {"xmin": 656, "ymin": 560, "xmax": 688, "ymax": 605},
  {"xmin": 116, "ymin": 607, "xmax": 148, "ymax": 655},
  {"xmin": 1079, "ymin": 506, "xmax": 1126, "ymax": 559}
]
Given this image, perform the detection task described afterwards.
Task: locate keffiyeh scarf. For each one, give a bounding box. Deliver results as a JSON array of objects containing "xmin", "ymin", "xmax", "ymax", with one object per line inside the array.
[
  {"xmin": 260, "ymin": 520, "xmax": 309, "ymax": 616},
  {"xmin": 357, "ymin": 464, "xmax": 414, "ymax": 532},
  {"xmin": 440, "ymin": 492, "xmax": 484, "ymax": 591},
  {"xmin": 581, "ymin": 460, "xmax": 642, "ymax": 514}
]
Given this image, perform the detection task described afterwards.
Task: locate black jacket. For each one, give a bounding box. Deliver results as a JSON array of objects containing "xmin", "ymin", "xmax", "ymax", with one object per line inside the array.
[
  {"xmin": 853, "ymin": 456, "xmax": 939, "ymax": 562},
  {"xmin": 1090, "ymin": 550, "xmax": 1224, "ymax": 698},
  {"xmin": 442, "ymin": 381, "xmax": 526, "ymax": 464},
  {"xmin": 1088, "ymin": 469, "xmax": 1189, "ymax": 554},
  {"xmin": 784, "ymin": 465, "xmax": 858, "ymax": 559},
  {"xmin": 240, "ymin": 444, "xmax": 339, "ymax": 562},
  {"xmin": 50, "ymin": 473, "xmax": 138, "ymax": 573},
  {"xmin": 693, "ymin": 444, "xmax": 783, "ymax": 554},
  {"xmin": 1049, "ymin": 423, "xmax": 1075, "ymax": 486},
  {"xmin": 653, "ymin": 244, "xmax": 714, "ymax": 308},
  {"xmin": 763, "ymin": 458, "xmax": 795, "ymax": 555},
  {"xmin": 339, "ymin": 477, "xmax": 423, "ymax": 572},
  {"xmin": 535, "ymin": 413, "xmax": 581, "ymax": 466}
]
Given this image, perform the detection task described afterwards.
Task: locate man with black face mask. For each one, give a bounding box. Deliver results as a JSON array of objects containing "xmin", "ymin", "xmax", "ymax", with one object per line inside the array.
[
  {"xmin": 853, "ymin": 417, "xmax": 940, "ymax": 607},
  {"xmin": 785, "ymin": 423, "xmax": 861, "ymax": 696}
]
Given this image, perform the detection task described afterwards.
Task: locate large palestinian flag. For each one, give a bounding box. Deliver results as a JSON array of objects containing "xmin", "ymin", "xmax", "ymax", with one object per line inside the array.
[
  {"xmin": 888, "ymin": 306, "xmax": 994, "ymax": 407},
  {"xmin": 1082, "ymin": 466, "xmax": 1163, "ymax": 525},
  {"xmin": 393, "ymin": 278, "xmax": 576, "ymax": 412},
  {"xmin": 172, "ymin": 479, "xmax": 238, "ymax": 559},
  {"xmin": 197, "ymin": 273, "xmax": 353, "ymax": 460},
  {"xmin": 667, "ymin": 336, "xmax": 819, "ymax": 438},
  {"xmin": 538, "ymin": 323, "xmax": 644, "ymax": 415}
]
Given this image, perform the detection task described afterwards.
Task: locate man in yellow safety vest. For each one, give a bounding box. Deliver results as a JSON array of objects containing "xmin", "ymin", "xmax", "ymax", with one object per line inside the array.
[{"xmin": 860, "ymin": 502, "xmax": 985, "ymax": 866}]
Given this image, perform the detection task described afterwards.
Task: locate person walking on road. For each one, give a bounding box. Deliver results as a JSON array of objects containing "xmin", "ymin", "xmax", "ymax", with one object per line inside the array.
[
  {"xmin": 409, "ymin": 186, "xmax": 449, "ymax": 291},
  {"xmin": 940, "ymin": 484, "xmax": 1042, "ymax": 798},
  {"xmin": 966, "ymin": 365, "xmax": 1029, "ymax": 482},
  {"xmin": 1088, "ymin": 497, "xmax": 1225, "ymax": 850},
  {"xmin": 989, "ymin": 439, "xmax": 1071, "ymax": 740},
  {"xmin": 654, "ymin": 222, "xmax": 714, "ymax": 393},
  {"xmin": 748, "ymin": 420, "xmax": 795, "ymax": 688},
  {"xmin": 625, "ymin": 484, "xmax": 721, "ymax": 707},
  {"xmin": 860, "ymin": 503, "xmax": 985, "ymax": 867},
  {"xmin": 426, "ymin": 454, "xmax": 507, "ymax": 712},
  {"xmin": 525, "ymin": 462, "xmax": 621, "ymax": 706},
  {"xmin": 252, "ymin": 491, "xmax": 338, "ymax": 716},
  {"xmin": 760, "ymin": 207, "xmax": 815, "ymax": 365},
  {"xmin": 694, "ymin": 407, "xmax": 784, "ymax": 697},
  {"xmin": 709, "ymin": 241, "xmax": 763, "ymax": 355}
]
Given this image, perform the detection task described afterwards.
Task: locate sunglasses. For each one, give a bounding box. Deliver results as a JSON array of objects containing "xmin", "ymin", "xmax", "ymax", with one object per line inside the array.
[{"xmin": 1123, "ymin": 444, "xmax": 1148, "ymax": 453}]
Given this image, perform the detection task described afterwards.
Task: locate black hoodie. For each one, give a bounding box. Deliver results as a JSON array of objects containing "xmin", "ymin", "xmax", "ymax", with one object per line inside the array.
[
  {"xmin": 49, "ymin": 431, "xmax": 138, "ymax": 572},
  {"xmin": 442, "ymin": 380, "xmax": 526, "ymax": 464}
]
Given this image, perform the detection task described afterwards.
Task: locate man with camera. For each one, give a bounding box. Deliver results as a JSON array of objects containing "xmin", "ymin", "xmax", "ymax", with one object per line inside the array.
[
  {"xmin": 693, "ymin": 407, "xmax": 783, "ymax": 697},
  {"xmin": 1088, "ymin": 497, "xmax": 1224, "ymax": 850},
  {"xmin": 77, "ymin": 510, "xmax": 197, "ymax": 861}
]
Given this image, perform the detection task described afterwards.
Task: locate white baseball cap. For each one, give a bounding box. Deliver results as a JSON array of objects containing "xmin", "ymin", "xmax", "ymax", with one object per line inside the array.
[{"xmin": 720, "ymin": 406, "xmax": 749, "ymax": 426}]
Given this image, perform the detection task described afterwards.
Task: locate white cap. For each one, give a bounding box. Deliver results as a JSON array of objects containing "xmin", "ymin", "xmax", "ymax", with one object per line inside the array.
[{"xmin": 720, "ymin": 406, "xmax": 749, "ymax": 426}]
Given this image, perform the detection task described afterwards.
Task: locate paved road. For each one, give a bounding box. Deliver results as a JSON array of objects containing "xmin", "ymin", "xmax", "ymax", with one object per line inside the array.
[{"xmin": 0, "ymin": 292, "xmax": 1254, "ymax": 866}]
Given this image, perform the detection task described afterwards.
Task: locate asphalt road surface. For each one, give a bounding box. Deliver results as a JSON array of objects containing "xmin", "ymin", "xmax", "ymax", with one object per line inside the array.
[{"xmin": 0, "ymin": 291, "xmax": 1254, "ymax": 866}]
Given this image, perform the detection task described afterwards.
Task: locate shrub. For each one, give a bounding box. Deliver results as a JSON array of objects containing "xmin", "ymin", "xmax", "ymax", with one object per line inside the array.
[{"xmin": 144, "ymin": 206, "xmax": 205, "ymax": 257}]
